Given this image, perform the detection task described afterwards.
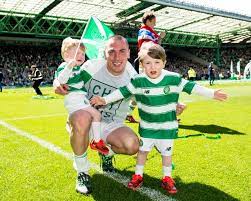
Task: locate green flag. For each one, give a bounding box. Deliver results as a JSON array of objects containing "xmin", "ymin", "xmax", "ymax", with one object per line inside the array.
[{"xmin": 81, "ymin": 16, "xmax": 114, "ymax": 59}]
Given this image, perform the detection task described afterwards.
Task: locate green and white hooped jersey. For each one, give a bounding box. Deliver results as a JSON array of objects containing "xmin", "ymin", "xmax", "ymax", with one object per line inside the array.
[
  {"xmin": 55, "ymin": 62, "xmax": 92, "ymax": 93},
  {"xmin": 119, "ymin": 70, "xmax": 196, "ymax": 139}
]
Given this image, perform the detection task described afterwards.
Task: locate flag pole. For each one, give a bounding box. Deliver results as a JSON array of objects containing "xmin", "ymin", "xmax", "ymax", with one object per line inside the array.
[{"xmin": 73, "ymin": 17, "xmax": 92, "ymax": 60}]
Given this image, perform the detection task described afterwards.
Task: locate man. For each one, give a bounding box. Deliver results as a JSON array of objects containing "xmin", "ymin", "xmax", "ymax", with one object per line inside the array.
[
  {"xmin": 29, "ymin": 65, "xmax": 43, "ymax": 95},
  {"xmin": 54, "ymin": 35, "xmax": 185, "ymax": 195},
  {"xmin": 208, "ymin": 62, "xmax": 215, "ymax": 85},
  {"xmin": 0, "ymin": 70, "xmax": 3, "ymax": 92},
  {"xmin": 188, "ymin": 67, "xmax": 196, "ymax": 81},
  {"xmin": 54, "ymin": 35, "xmax": 139, "ymax": 195}
]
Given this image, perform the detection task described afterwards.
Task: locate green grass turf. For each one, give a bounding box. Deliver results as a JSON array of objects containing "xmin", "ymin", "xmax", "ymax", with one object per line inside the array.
[{"xmin": 0, "ymin": 81, "xmax": 250, "ymax": 201}]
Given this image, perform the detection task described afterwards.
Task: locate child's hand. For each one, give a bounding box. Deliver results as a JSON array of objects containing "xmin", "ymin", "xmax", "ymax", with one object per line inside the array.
[
  {"xmin": 214, "ymin": 89, "xmax": 228, "ymax": 101},
  {"xmin": 176, "ymin": 102, "xmax": 186, "ymax": 116},
  {"xmin": 159, "ymin": 31, "xmax": 166, "ymax": 39},
  {"xmin": 65, "ymin": 59, "xmax": 78, "ymax": 69},
  {"xmin": 90, "ymin": 96, "xmax": 106, "ymax": 107}
]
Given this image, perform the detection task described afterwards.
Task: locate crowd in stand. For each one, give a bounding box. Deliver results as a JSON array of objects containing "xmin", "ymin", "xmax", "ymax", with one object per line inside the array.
[
  {"xmin": 187, "ymin": 47, "xmax": 251, "ymax": 79},
  {"xmin": 0, "ymin": 45, "xmax": 62, "ymax": 87},
  {"xmin": 0, "ymin": 44, "xmax": 250, "ymax": 87},
  {"xmin": 164, "ymin": 51, "xmax": 210, "ymax": 80}
]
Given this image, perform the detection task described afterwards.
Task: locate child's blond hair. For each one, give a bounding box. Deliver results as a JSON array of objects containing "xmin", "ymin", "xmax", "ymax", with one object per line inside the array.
[
  {"xmin": 61, "ymin": 37, "xmax": 86, "ymax": 59},
  {"xmin": 138, "ymin": 42, "xmax": 166, "ymax": 63}
]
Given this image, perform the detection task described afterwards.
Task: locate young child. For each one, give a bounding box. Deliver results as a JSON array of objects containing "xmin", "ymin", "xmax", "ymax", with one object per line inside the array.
[
  {"xmin": 90, "ymin": 43, "xmax": 227, "ymax": 194},
  {"xmin": 55, "ymin": 37, "xmax": 109, "ymax": 155}
]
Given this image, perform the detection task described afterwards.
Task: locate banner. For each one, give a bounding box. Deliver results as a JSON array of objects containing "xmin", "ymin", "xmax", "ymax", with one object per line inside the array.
[
  {"xmin": 230, "ymin": 60, "xmax": 234, "ymax": 78},
  {"xmin": 244, "ymin": 61, "xmax": 251, "ymax": 79},
  {"xmin": 236, "ymin": 60, "xmax": 241, "ymax": 75},
  {"xmin": 81, "ymin": 16, "xmax": 114, "ymax": 59}
]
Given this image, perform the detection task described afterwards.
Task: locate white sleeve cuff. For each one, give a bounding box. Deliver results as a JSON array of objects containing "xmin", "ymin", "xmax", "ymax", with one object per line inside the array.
[
  {"xmin": 104, "ymin": 90, "xmax": 124, "ymax": 104},
  {"xmin": 53, "ymin": 78, "xmax": 61, "ymax": 88},
  {"xmin": 192, "ymin": 84, "xmax": 214, "ymax": 98},
  {"xmin": 57, "ymin": 65, "xmax": 72, "ymax": 84}
]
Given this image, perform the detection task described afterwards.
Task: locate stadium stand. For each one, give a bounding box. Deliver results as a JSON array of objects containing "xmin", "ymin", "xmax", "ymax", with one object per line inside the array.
[{"xmin": 0, "ymin": 0, "xmax": 250, "ymax": 86}]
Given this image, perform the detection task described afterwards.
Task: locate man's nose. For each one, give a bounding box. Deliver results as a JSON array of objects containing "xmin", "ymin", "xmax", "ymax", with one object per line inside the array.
[{"xmin": 114, "ymin": 52, "xmax": 120, "ymax": 60}]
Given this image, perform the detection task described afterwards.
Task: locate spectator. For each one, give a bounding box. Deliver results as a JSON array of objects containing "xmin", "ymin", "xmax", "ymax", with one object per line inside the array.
[
  {"xmin": 135, "ymin": 11, "xmax": 166, "ymax": 73},
  {"xmin": 28, "ymin": 65, "xmax": 43, "ymax": 95},
  {"xmin": 0, "ymin": 70, "xmax": 3, "ymax": 92},
  {"xmin": 188, "ymin": 67, "xmax": 196, "ymax": 81},
  {"xmin": 208, "ymin": 63, "xmax": 215, "ymax": 85}
]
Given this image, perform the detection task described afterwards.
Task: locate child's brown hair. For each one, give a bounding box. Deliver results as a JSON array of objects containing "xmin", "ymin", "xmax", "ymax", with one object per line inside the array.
[
  {"xmin": 142, "ymin": 11, "xmax": 156, "ymax": 25},
  {"xmin": 138, "ymin": 42, "xmax": 166, "ymax": 63}
]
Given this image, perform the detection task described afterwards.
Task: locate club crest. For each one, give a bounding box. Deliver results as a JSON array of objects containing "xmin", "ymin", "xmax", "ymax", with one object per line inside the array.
[{"xmin": 163, "ymin": 86, "xmax": 170, "ymax": 94}]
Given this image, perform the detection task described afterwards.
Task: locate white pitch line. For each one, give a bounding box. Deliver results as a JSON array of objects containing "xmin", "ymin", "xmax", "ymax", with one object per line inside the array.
[
  {"xmin": 4, "ymin": 113, "xmax": 66, "ymax": 121},
  {"xmin": 0, "ymin": 119, "xmax": 177, "ymax": 201}
]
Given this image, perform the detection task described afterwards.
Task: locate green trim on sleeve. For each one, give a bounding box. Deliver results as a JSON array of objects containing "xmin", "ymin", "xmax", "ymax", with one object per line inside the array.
[
  {"xmin": 183, "ymin": 81, "xmax": 196, "ymax": 94},
  {"xmin": 119, "ymin": 86, "xmax": 132, "ymax": 98},
  {"xmin": 55, "ymin": 63, "xmax": 66, "ymax": 78}
]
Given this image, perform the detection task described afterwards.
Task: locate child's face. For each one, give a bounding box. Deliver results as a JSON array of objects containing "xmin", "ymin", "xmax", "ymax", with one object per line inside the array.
[
  {"xmin": 64, "ymin": 46, "xmax": 85, "ymax": 66},
  {"xmin": 141, "ymin": 54, "xmax": 165, "ymax": 79},
  {"xmin": 147, "ymin": 17, "xmax": 156, "ymax": 28}
]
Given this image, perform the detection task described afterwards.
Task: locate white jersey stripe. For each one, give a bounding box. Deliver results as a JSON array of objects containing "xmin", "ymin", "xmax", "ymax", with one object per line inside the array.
[
  {"xmin": 70, "ymin": 81, "xmax": 85, "ymax": 89},
  {"xmin": 137, "ymin": 102, "xmax": 176, "ymax": 114},
  {"xmin": 134, "ymin": 86, "xmax": 182, "ymax": 96},
  {"xmin": 140, "ymin": 120, "xmax": 178, "ymax": 130},
  {"xmin": 126, "ymin": 82, "xmax": 137, "ymax": 94}
]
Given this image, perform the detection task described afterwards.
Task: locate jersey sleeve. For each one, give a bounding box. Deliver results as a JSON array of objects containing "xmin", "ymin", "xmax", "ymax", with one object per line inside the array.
[
  {"xmin": 103, "ymin": 78, "xmax": 137, "ymax": 104},
  {"xmin": 181, "ymin": 79, "xmax": 196, "ymax": 94},
  {"xmin": 55, "ymin": 63, "xmax": 72, "ymax": 84},
  {"xmin": 119, "ymin": 77, "xmax": 138, "ymax": 98},
  {"xmin": 79, "ymin": 68, "xmax": 92, "ymax": 83},
  {"xmin": 103, "ymin": 89, "xmax": 125, "ymax": 104},
  {"xmin": 55, "ymin": 63, "xmax": 66, "ymax": 78},
  {"xmin": 191, "ymin": 84, "xmax": 214, "ymax": 98}
]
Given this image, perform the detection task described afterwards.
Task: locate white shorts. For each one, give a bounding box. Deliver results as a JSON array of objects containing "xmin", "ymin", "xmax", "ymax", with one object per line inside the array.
[
  {"xmin": 66, "ymin": 120, "xmax": 126, "ymax": 143},
  {"xmin": 139, "ymin": 137, "xmax": 174, "ymax": 156},
  {"xmin": 64, "ymin": 92, "xmax": 90, "ymax": 114}
]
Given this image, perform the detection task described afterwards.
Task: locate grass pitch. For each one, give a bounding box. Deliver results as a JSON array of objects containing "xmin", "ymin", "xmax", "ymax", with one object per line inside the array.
[{"xmin": 0, "ymin": 81, "xmax": 250, "ymax": 201}]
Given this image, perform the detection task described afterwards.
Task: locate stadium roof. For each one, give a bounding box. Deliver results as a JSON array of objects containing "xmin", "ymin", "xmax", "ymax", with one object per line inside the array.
[{"xmin": 0, "ymin": 0, "xmax": 251, "ymax": 44}]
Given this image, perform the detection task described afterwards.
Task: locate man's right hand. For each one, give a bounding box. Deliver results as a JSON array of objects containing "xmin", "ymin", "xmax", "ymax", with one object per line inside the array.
[{"xmin": 53, "ymin": 79, "xmax": 69, "ymax": 95}]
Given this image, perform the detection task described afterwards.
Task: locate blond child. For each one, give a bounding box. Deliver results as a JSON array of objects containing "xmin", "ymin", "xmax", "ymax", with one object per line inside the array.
[
  {"xmin": 55, "ymin": 37, "xmax": 109, "ymax": 157},
  {"xmin": 90, "ymin": 43, "xmax": 227, "ymax": 194}
]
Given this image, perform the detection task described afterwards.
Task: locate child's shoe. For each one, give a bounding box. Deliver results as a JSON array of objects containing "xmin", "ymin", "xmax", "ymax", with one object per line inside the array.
[
  {"xmin": 90, "ymin": 139, "xmax": 109, "ymax": 155},
  {"xmin": 161, "ymin": 176, "xmax": 177, "ymax": 194},
  {"xmin": 128, "ymin": 174, "xmax": 143, "ymax": 190}
]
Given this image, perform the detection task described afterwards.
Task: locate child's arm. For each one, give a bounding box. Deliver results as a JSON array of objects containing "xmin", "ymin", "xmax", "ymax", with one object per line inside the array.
[
  {"xmin": 192, "ymin": 84, "xmax": 227, "ymax": 101},
  {"xmin": 90, "ymin": 90, "xmax": 124, "ymax": 107},
  {"xmin": 57, "ymin": 60, "xmax": 77, "ymax": 84},
  {"xmin": 91, "ymin": 78, "xmax": 137, "ymax": 106}
]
